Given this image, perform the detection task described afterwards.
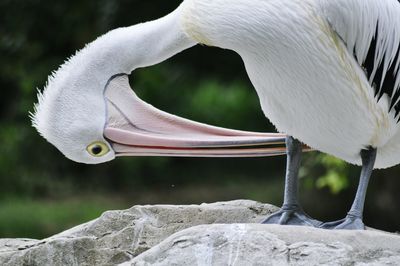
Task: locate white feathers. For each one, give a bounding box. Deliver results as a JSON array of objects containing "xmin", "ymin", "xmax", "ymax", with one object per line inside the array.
[
  {"xmin": 319, "ymin": 0, "xmax": 400, "ymax": 100},
  {"xmin": 31, "ymin": 45, "xmax": 90, "ymax": 139},
  {"xmin": 32, "ymin": 0, "xmax": 400, "ymax": 168},
  {"xmin": 31, "ymin": 5, "xmax": 195, "ymax": 164},
  {"xmin": 182, "ymin": 0, "xmax": 400, "ymax": 168},
  {"xmin": 32, "ymin": 5, "xmax": 195, "ymax": 141}
]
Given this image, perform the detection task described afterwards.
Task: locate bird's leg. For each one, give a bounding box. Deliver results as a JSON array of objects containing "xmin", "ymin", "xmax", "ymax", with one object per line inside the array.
[
  {"xmin": 320, "ymin": 147, "xmax": 377, "ymax": 230},
  {"xmin": 262, "ymin": 136, "xmax": 322, "ymax": 227}
]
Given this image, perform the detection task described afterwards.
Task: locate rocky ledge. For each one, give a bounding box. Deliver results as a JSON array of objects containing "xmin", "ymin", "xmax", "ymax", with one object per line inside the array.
[{"xmin": 0, "ymin": 200, "xmax": 399, "ymax": 266}]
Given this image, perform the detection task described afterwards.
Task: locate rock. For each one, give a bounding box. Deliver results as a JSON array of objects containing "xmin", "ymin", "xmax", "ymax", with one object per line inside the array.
[
  {"xmin": 0, "ymin": 200, "xmax": 277, "ymax": 266},
  {"xmin": 123, "ymin": 224, "xmax": 400, "ymax": 266},
  {"xmin": 1, "ymin": 200, "xmax": 400, "ymax": 266}
]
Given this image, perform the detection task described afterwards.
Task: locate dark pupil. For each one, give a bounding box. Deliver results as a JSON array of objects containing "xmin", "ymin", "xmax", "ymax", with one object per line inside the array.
[{"xmin": 91, "ymin": 145, "xmax": 103, "ymax": 155}]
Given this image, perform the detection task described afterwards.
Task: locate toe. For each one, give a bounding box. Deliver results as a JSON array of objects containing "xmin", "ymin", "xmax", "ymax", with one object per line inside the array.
[
  {"xmin": 320, "ymin": 219, "xmax": 346, "ymax": 229},
  {"xmin": 262, "ymin": 209, "xmax": 321, "ymax": 227},
  {"xmin": 335, "ymin": 217, "xmax": 365, "ymax": 230},
  {"xmin": 262, "ymin": 210, "xmax": 284, "ymax": 224},
  {"xmin": 278, "ymin": 211, "xmax": 293, "ymax": 224},
  {"xmin": 320, "ymin": 217, "xmax": 365, "ymax": 230}
]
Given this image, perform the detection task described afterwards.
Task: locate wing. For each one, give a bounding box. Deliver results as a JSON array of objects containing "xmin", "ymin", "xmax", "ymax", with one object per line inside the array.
[{"xmin": 319, "ymin": 0, "xmax": 400, "ymax": 121}]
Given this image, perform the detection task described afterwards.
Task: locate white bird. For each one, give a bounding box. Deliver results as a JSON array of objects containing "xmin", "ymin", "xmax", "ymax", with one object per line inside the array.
[{"xmin": 32, "ymin": 0, "xmax": 400, "ymax": 230}]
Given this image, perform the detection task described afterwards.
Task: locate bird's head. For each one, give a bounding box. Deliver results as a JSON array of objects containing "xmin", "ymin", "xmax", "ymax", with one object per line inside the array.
[
  {"xmin": 31, "ymin": 42, "xmax": 118, "ymax": 164},
  {"xmin": 32, "ymin": 68, "xmax": 286, "ymax": 164},
  {"xmin": 31, "ymin": 22, "xmax": 286, "ymax": 164}
]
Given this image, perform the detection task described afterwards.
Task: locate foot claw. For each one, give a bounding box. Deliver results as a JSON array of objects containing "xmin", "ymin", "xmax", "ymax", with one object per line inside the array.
[
  {"xmin": 320, "ymin": 216, "xmax": 365, "ymax": 230},
  {"xmin": 262, "ymin": 207, "xmax": 322, "ymax": 227}
]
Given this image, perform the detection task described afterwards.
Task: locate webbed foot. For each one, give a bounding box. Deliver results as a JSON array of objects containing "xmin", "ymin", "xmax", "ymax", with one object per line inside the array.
[
  {"xmin": 262, "ymin": 205, "xmax": 322, "ymax": 227},
  {"xmin": 320, "ymin": 214, "xmax": 365, "ymax": 230}
]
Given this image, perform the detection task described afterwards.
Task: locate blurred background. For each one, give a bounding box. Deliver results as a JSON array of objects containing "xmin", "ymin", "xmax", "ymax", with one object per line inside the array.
[{"xmin": 1, "ymin": 0, "xmax": 399, "ymax": 239}]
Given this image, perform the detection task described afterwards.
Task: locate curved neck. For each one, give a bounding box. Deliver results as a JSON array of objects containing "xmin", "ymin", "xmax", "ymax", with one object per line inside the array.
[{"xmin": 97, "ymin": 6, "xmax": 197, "ymax": 75}]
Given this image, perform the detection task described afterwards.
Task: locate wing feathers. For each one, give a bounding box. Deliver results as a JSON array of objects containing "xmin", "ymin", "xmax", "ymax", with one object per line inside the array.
[{"xmin": 320, "ymin": 0, "xmax": 400, "ymax": 121}]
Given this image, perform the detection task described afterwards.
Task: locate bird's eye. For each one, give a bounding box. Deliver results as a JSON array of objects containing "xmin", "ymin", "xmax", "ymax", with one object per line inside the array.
[{"xmin": 87, "ymin": 141, "xmax": 110, "ymax": 157}]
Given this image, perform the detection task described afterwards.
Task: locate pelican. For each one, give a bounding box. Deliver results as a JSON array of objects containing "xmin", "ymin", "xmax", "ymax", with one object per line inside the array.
[{"xmin": 32, "ymin": 0, "xmax": 400, "ymax": 230}]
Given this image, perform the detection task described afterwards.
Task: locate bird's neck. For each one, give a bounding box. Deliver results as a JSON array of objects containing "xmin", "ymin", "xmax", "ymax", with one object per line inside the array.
[{"xmin": 97, "ymin": 5, "xmax": 197, "ymax": 75}]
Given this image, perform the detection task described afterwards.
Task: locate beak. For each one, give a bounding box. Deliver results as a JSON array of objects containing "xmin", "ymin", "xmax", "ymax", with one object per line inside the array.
[{"xmin": 104, "ymin": 74, "xmax": 289, "ymax": 157}]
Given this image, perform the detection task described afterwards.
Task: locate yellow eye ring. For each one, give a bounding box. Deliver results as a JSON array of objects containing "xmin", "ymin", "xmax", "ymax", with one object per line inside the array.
[{"xmin": 87, "ymin": 141, "xmax": 110, "ymax": 157}]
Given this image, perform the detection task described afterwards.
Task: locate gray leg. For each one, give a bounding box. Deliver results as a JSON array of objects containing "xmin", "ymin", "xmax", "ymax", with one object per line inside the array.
[
  {"xmin": 262, "ymin": 136, "xmax": 322, "ymax": 227},
  {"xmin": 320, "ymin": 147, "xmax": 377, "ymax": 230}
]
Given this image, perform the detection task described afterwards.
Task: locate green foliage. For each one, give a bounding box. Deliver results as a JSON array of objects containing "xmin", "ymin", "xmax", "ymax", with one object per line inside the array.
[
  {"xmin": 315, "ymin": 154, "xmax": 349, "ymax": 194},
  {"xmin": 188, "ymin": 80, "xmax": 264, "ymax": 129},
  {"xmin": 0, "ymin": 197, "xmax": 125, "ymax": 239},
  {"xmin": 300, "ymin": 152, "xmax": 350, "ymax": 194}
]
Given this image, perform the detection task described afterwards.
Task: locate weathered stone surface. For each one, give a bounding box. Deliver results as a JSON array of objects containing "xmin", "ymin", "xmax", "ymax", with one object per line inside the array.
[
  {"xmin": 1, "ymin": 200, "xmax": 400, "ymax": 266},
  {"xmin": 0, "ymin": 200, "xmax": 277, "ymax": 266},
  {"xmin": 123, "ymin": 224, "xmax": 400, "ymax": 266}
]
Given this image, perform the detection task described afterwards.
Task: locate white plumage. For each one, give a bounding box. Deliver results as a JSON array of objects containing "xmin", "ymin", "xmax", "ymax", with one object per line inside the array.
[
  {"xmin": 322, "ymin": 0, "xmax": 400, "ymax": 91},
  {"xmin": 32, "ymin": 0, "xmax": 400, "ymax": 169},
  {"xmin": 179, "ymin": 0, "xmax": 400, "ymax": 168}
]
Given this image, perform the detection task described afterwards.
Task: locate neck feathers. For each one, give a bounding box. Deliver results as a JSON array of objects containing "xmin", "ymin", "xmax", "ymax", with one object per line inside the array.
[{"xmin": 32, "ymin": 3, "xmax": 197, "ymax": 139}]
